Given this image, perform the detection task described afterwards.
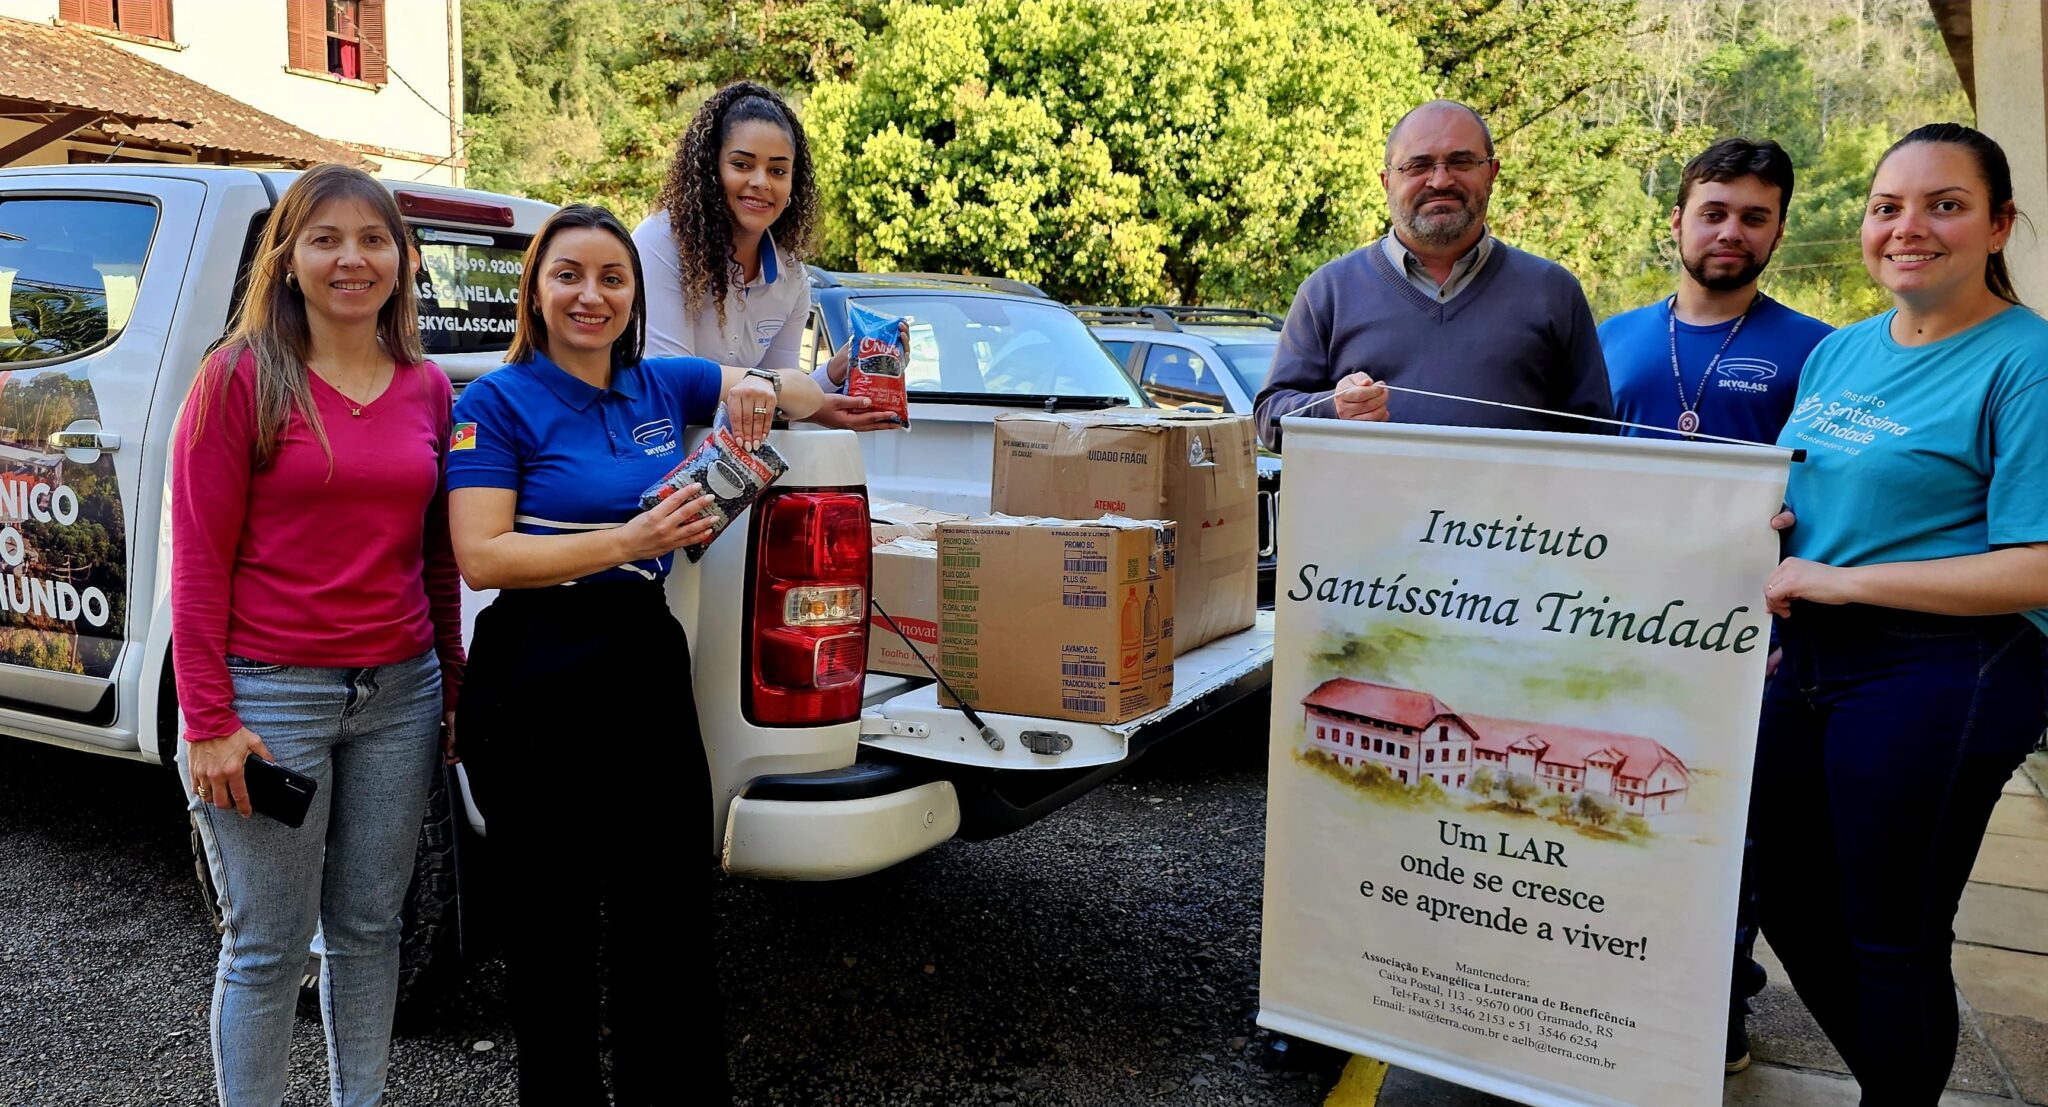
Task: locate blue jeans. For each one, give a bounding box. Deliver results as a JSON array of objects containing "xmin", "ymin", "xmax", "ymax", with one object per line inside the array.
[
  {"xmin": 178, "ymin": 650, "xmax": 441, "ymax": 1107},
  {"xmin": 1753, "ymin": 604, "xmax": 2044, "ymax": 1106}
]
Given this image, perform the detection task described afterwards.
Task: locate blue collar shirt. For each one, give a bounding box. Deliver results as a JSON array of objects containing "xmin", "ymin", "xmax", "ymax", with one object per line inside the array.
[{"xmin": 446, "ymin": 351, "xmax": 724, "ymax": 582}]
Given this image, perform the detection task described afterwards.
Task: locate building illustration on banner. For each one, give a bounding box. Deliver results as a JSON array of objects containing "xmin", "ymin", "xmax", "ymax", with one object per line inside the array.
[{"xmin": 1299, "ymin": 678, "xmax": 1690, "ymax": 827}]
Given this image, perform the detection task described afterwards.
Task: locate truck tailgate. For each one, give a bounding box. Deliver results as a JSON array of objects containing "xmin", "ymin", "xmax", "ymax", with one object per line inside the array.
[{"xmin": 860, "ymin": 612, "xmax": 1274, "ymax": 769}]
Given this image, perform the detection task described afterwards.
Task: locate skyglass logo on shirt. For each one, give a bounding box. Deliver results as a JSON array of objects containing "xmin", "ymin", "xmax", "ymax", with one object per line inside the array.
[
  {"xmin": 1714, "ymin": 358, "xmax": 1778, "ymax": 393},
  {"xmin": 632, "ymin": 419, "xmax": 678, "ymax": 457}
]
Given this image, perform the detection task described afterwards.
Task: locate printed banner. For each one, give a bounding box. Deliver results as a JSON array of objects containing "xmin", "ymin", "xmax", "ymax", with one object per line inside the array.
[{"xmin": 1257, "ymin": 419, "xmax": 1792, "ymax": 1107}]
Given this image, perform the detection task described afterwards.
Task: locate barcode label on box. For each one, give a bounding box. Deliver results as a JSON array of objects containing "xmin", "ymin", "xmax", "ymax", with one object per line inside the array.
[
  {"xmin": 1062, "ymin": 694, "xmax": 1106, "ymax": 714},
  {"xmin": 1063, "ymin": 556, "xmax": 1108, "ymax": 573},
  {"xmin": 942, "ymin": 553, "xmax": 981, "ymax": 568},
  {"xmin": 1062, "ymin": 592, "xmax": 1107, "ymax": 609},
  {"xmin": 942, "ymin": 620, "xmax": 978, "ymax": 636},
  {"xmin": 1061, "ymin": 661, "xmax": 1107, "ymax": 678},
  {"xmin": 942, "ymin": 587, "xmax": 980, "ymax": 602}
]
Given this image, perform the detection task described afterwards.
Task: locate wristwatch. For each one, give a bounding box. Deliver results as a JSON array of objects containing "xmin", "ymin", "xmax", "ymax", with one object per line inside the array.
[{"xmin": 743, "ymin": 366, "xmax": 783, "ymax": 398}]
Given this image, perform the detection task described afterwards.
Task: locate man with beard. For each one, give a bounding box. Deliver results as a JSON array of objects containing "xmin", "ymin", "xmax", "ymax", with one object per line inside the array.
[
  {"xmin": 1254, "ymin": 100, "xmax": 1612, "ymax": 448},
  {"xmin": 1598, "ymin": 138, "xmax": 1831, "ymax": 443},
  {"xmin": 1597, "ymin": 138, "xmax": 1830, "ymax": 1078}
]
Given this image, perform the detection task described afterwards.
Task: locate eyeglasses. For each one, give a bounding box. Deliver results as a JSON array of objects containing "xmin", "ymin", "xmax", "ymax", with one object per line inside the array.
[{"xmin": 1387, "ymin": 155, "xmax": 1497, "ymax": 179}]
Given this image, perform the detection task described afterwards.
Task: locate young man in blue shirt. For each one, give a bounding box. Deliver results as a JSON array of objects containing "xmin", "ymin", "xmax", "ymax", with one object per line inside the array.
[
  {"xmin": 1599, "ymin": 138, "xmax": 1832, "ymax": 445},
  {"xmin": 1598, "ymin": 138, "xmax": 1831, "ymax": 1077}
]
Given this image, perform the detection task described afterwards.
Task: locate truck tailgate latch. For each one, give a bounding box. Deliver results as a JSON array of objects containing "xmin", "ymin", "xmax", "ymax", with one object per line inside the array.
[{"xmin": 1019, "ymin": 730, "xmax": 1073, "ymax": 756}]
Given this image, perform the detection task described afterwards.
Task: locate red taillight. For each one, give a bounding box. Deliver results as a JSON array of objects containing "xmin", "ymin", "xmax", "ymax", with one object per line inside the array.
[
  {"xmin": 745, "ymin": 489, "xmax": 870, "ymax": 726},
  {"xmin": 394, "ymin": 190, "xmax": 516, "ymax": 228}
]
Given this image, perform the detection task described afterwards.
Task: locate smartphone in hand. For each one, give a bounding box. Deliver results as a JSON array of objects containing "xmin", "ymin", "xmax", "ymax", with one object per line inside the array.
[{"xmin": 242, "ymin": 754, "xmax": 317, "ymax": 828}]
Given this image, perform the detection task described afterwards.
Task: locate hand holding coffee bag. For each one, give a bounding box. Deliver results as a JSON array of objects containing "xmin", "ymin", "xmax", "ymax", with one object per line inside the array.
[
  {"xmin": 639, "ymin": 408, "xmax": 790, "ymax": 562},
  {"xmin": 847, "ymin": 301, "xmax": 911, "ymax": 429}
]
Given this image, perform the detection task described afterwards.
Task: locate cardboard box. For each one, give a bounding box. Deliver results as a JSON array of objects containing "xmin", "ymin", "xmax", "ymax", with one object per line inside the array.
[
  {"xmin": 936, "ymin": 516, "xmax": 1175, "ymax": 724},
  {"xmin": 991, "ymin": 408, "xmax": 1256, "ymax": 652},
  {"xmin": 867, "ymin": 537, "xmax": 941, "ymax": 678},
  {"xmin": 870, "ymin": 499, "xmax": 967, "ymax": 543}
]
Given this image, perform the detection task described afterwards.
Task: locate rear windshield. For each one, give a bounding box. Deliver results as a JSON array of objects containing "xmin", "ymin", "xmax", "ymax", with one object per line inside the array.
[
  {"xmin": 845, "ymin": 294, "xmax": 1143, "ymax": 402},
  {"xmin": 411, "ymin": 226, "xmax": 528, "ymax": 356}
]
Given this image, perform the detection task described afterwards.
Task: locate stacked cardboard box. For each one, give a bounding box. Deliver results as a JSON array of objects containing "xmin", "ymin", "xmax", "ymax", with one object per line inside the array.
[
  {"xmin": 935, "ymin": 516, "xmax": 1175, "ymax": 724},
  {"xmin": 991, "ymin": 408, "xmax": 1255, "ymax": 653},
  {"xmin": 865, "ymin": 500, "xmax": 967, "ymax": 679}
]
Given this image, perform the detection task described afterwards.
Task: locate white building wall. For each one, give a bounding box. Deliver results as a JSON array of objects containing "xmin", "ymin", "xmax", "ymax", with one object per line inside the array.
[{"xmin": 3, "ymin": 0, "xmax": 462, "ymax": 184}]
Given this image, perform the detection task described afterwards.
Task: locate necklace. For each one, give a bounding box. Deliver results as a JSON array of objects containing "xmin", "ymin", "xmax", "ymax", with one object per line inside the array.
[
  {"xmin": 311, "ymin": 358, "xmax": 391, "ymax": 417},
  {"xmin": 1666, "ymin": 293, "xmax": 1759, "ymax": 437}
]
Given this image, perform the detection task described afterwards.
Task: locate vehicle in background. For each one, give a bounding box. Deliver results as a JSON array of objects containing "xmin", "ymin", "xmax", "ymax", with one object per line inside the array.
[
  {"xmin": 1076, "ymin": 305, "xmax": 1282, "ymax": 606},
  {"xmin": 1074, "ymin": 305, "xmax": 1279, "ymax": 416}
]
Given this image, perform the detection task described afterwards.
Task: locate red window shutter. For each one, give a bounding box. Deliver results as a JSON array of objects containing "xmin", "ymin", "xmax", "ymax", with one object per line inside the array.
[
  {"xmin": 286, "ymin": 0, "xmax": 323, "ymax": 72},
  {"xmin": 121, "ymin": 0, "xmax": 163, "ymax": 39},
  {"xmin": 82, "ymin": 0, "xmax": 115, "ymax": 29},
  {"xmin": 57, "ymin": 0, "xmax": 88, "ymax": 24},
  {"xmin": 358, "ymin": 0, "xmax": 386, "ymax": 84}
]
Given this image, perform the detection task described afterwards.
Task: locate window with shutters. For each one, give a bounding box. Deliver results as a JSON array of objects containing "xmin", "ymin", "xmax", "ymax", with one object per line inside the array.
[
  {"xmin": 57, "ymin": 0, "xmax": 174, "ymax": 42},
  {"xmin": 286, "ymin": 0, "xmax": 386, "ymax": 86}
]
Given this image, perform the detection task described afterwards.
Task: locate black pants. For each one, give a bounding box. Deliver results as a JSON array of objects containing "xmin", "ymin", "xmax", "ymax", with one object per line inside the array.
[
  {"xmin": 1753, "ymin": 604, "xmax": 2044, "ymax": 1106},
  {"xmin": 458, "ymin": 581, "xmax": 731, "ymax": 1106}
]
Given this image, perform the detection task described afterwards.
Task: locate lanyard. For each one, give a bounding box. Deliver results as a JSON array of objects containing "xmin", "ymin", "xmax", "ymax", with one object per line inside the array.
[{"xmin": 1666, "ymin": 294, "xmax": 1759, "ymax": 437}]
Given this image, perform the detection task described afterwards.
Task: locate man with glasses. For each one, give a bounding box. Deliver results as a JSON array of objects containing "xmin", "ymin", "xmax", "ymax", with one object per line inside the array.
[{"xmin": 1255, "ymin": 100, "xmax": 1612, "ymax": 448}]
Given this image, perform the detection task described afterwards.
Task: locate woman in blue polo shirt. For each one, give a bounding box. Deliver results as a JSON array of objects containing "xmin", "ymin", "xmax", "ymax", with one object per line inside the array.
[
  {"xmin": 446, "ymin": 204, "xmax": 822, "ymax": 1105},
  {"xmin": 1755, "ymin": 124, "xmax": 2048, "ymax": 1106}
]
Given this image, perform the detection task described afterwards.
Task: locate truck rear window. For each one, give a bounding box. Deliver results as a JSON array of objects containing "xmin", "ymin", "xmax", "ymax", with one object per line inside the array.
[{"xmin": 411, "ymin": 226, "xmax": 527, "ymax": 355}]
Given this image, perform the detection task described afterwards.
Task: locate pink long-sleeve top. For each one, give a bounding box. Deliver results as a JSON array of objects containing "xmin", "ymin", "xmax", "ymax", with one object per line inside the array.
[{"xmin": 171, "ymin": 348, "xmax": 465, "ymax": 740}]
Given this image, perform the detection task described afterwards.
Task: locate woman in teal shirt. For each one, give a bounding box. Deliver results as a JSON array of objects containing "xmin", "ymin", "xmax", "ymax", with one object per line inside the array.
[{"xmin": 1756, "ymin": 124, "xmax": 2048, "ymax": 1106}]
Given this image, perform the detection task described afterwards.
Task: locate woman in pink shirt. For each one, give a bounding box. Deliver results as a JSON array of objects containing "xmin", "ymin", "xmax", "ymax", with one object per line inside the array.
[{"xmin": 170, "ymin": 164, "xmax": 464, "ymax": 1107}]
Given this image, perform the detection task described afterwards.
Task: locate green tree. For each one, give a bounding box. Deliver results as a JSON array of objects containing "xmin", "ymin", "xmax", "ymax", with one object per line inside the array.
[
  {"xmin": 1383, "ymin": 0, "xmax": 1684, "ymax": 315},
  {"xmin": 1501, "ymin": 773, "xmax": 1539, "ymax": 812},
  {"xmin": 1574, "ymin": 791, "xmax": 1615, "ymax": 828},
  {"xmin": 463, "ymin": 0, "xmax": 885, "ymax": 213},
  {"xmin": 806, "ymin": 0, "xmax": 1430, "ymax": 306}
]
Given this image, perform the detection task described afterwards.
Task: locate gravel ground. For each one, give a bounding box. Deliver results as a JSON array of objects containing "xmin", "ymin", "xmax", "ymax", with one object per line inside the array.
[{"xmin": 0, "ymin": 705, "xmax": 1349, "ymax": 1107}]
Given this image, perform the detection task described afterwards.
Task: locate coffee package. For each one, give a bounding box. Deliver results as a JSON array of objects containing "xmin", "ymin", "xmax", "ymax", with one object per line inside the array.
[
  {"xmin": 847, "ymin": 301, "xmax": 910, "ymax": 429},
  {"xmin": 638, "ymin": 408, "xmax": 789, "ymax": 562}
]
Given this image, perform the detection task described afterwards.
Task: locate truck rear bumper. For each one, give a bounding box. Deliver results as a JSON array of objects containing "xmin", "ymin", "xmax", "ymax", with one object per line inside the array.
[{"xmin": 721, "ymin": 769, "xmax": 960, "ymax": 880}]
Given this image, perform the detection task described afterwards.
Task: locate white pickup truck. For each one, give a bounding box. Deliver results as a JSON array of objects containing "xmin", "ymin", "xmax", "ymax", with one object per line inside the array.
[{"xmin": 0, "ymin": 164, "xmax": 1273, "ymax": 1002}]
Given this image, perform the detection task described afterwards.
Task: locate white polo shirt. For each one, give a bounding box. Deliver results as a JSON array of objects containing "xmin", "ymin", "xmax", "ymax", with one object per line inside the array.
[{"xmin": 633, "ymin": 214, "xmax": 810, "ymax": 370}]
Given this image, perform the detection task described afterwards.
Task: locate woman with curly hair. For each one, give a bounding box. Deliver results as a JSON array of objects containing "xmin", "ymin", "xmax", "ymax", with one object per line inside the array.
[{"xmin": 635, "ymin": 80, "xmax": 897, "ymax": 429}]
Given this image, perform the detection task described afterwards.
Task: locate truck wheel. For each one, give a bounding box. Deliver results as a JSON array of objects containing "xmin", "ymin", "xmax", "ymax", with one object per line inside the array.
[
  {"xmin": 393, "ymin": 761, "xmax": 466, "ymax": 1015},
  {"xmin": 182, "ymin": 763, "xmax": 471, "ymax": 1021}
]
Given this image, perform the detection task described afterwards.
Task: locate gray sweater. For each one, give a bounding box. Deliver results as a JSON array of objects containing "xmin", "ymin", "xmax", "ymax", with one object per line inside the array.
[{"xmin": 1253, "ymin": 239, "xmax": 1613, "ymax": 449}]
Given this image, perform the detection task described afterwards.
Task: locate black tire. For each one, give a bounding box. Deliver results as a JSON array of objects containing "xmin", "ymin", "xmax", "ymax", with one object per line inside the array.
[
  {"xmin": 182, "ymin": 762, "xmax": 473, "ymax": 1022},
  {"xmin": 393, "ymin": 761, "xmax": 466, "ymax": 1014}
]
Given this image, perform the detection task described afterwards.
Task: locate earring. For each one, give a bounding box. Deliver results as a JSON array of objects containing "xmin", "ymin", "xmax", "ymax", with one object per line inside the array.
[{"xmin": 285, "ymin": 270, "xmax": 298, "ymax": 288}]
